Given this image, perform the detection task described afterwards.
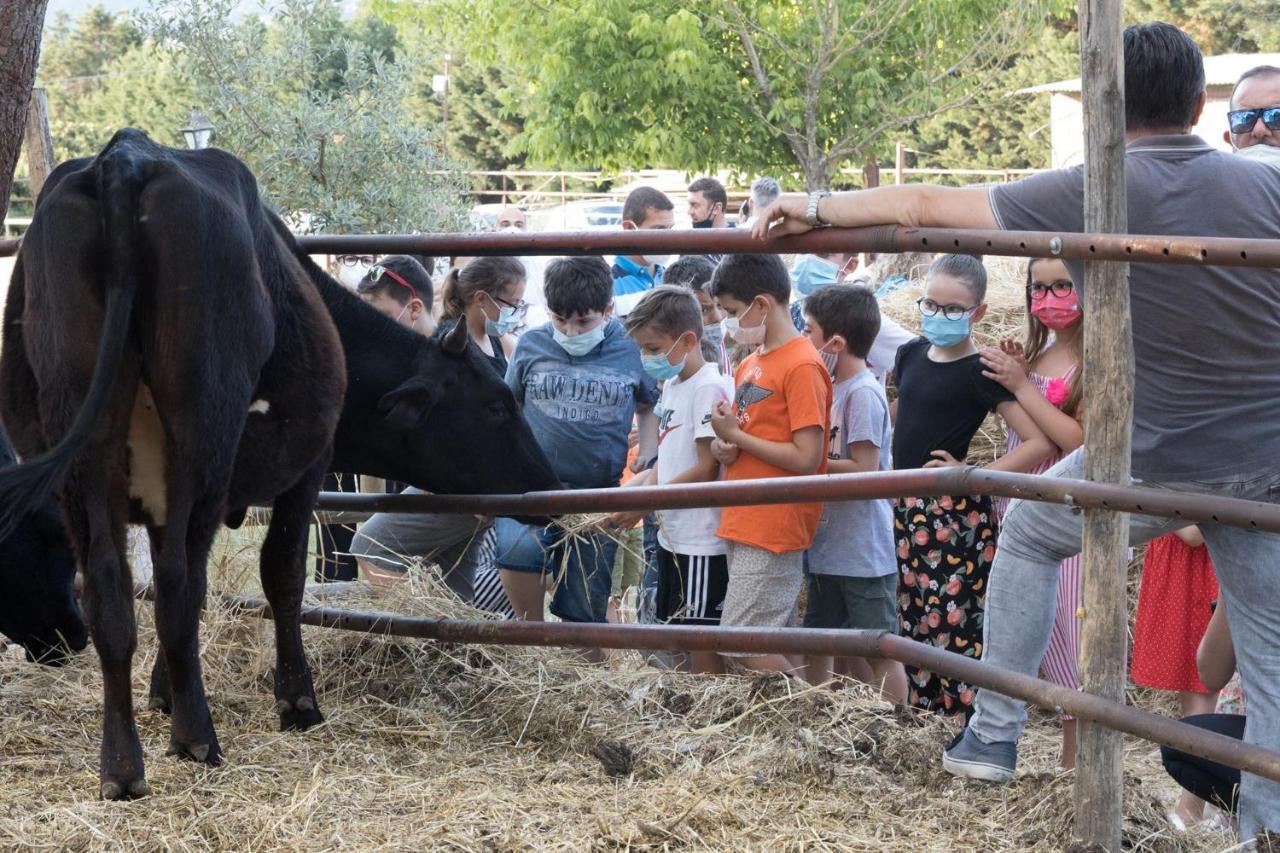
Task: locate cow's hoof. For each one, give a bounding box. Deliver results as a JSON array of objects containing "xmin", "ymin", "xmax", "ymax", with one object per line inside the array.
[
  {"xmin": 101, "ymin": 777, "xmax": 150, "ymax": 800},
  {"xmin": 166, "ymin": 737, "xmax": 223, "ymax": 766},
  {"xmin": 146, "ymin": 694, "xmax": 171, "ymax": 713},
  {"xmin": 276, "ymin": 696, "xmax": 323, "ymax": 731}
]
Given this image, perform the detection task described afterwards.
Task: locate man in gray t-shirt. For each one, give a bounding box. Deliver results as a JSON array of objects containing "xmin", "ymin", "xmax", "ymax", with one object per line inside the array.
[{"xmin": 751, "ymin": 22, "xmax": 1280, "ymax": 836}]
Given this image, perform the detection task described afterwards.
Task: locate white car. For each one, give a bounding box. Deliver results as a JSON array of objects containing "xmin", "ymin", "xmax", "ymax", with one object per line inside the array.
[{"xmin": 527, "ymin": 200, "xmax": 624, "ymax": 232}]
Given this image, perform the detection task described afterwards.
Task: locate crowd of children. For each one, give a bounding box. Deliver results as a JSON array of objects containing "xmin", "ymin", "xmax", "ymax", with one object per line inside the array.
[{"xmin": 336, "ymin": 231, "xmax": 1229, "ymax": 823}]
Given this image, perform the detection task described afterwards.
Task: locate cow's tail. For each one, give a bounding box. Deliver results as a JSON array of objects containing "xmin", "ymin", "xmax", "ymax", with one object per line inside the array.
[{"xmin": 0, "ymin": 140, "xmax": 146, "ymax": 538}]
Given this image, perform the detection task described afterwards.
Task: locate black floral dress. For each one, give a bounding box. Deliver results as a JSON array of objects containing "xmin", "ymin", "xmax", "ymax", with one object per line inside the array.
[{"xmin": 895, "ymin": 493, "xmax": 999, "ymax": 720}]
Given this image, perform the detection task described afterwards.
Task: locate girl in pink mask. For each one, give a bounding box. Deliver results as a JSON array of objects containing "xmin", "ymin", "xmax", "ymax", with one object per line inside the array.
[{"xmin": 979, "ymin": 258, "xmax": 1084, "ymax": 770}]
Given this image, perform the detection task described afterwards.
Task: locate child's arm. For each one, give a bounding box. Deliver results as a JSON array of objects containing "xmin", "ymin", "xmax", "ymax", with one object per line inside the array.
[
  {"xmin": 712, "ymin": 398, "xmax": 825, "ymax": 474},
  {"xmin": 981, "ymin": 345, "xmax": 1083, "ymax": 454},
  {"xmin": 665, "ymin": 437, "xmax": 720, "ymax": 485},
  {"xmin": 1196, "ymin": 599, "xmax": 1236, "ymax": 693},
  {"xmin": 605, "ymin": 467, "xmax": 656, "ymax": 529},
  {"xmin": 635, "ymin": 405, "xmax": 659, "ymax": 465},
  {"xmin": 827, "ymin": 440, "xmax": 880, "ymax": 475},
  {"xmin": 1173, "ymin": 524, "xmax": 1205, "ymax": 548},
  {"xmin": 987, "ymin": 400, "xmax": 1053, "ymax": 473}
]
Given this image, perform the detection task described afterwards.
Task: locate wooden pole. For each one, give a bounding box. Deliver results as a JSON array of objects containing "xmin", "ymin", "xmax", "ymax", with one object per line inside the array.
[
  {"xmin": 1075, "ymin": 1, "xmax": 1130, "ymax": 850},
  {"xmin": 894, "ymin": 141, "xmax": 906, "ymax": 185},
  {"xmin": 23, "ymin": 87, "xmax": 54, "ymax": 200}
]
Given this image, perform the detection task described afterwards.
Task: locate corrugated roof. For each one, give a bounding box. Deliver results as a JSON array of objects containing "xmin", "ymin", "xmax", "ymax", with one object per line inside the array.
[{"xmin": 1018, "ymin": 52, "xmax": 1280, "ymax": 94}]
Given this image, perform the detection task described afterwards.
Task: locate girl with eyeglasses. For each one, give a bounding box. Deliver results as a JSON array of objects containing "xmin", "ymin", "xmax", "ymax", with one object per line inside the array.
[
  {"xmin": 438, "ymin": 256, "xmax": 529, "ymax": 378},
  {"xmin": 891, "ymin": 254, "xmax": 1052, "ymax": 721},
  {"xmin": 979, "ymin": 257, "xmax": 1086, "ymax": 769}
]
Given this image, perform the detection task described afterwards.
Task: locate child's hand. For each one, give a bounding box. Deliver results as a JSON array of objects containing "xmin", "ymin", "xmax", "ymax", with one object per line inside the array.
[
  {"xmin": 923, "ymin": 449, "xmax": 965, "ymax": 468},
  {"xmin": 629, "ymin": 454, "xmax": 652, "ymax": 474},
  {"xmin": 606, "ymin": 510, "xmax": 645, "ymax": 529},
  {"xmin": 1000, "ymin": 337, "xmax": 1029, "ymax": 369},
  {"xmin": 711, "ymin": 438, "xmax": 740, "ymax": 465},
  {"xmin": 710, "ymin": 400, "xmax": 740, "ymax": 442},
  {"xmin": 981, "ymin": 346, "xmax": 1029, "ymax": 393}
]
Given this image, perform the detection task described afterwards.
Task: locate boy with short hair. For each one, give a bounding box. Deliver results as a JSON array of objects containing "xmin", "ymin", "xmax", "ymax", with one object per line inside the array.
[
  {"xmin": 609, "ymin": 286, "xmax": 735, "ymax": 673},
  {"xmin": 498, "ymin": 257, "xmax": 659, "ymax": 651},
  {"xmin": 613, "ymin": 187, "xmax": 676, "ymax": 316},
  {"xmin": 708, "ymin": 254, "xmax": 832, "ymax": 673},
  {"xmin": 800, "ymin": 285, "xmax": 907, "ymax": 701}
]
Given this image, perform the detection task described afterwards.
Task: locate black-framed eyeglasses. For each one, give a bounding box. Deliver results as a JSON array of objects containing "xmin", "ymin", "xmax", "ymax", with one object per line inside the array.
[
  {"xmin": 489, "ymin": 292, "xmax": 530, "ymax": 319},
  {"xmin": 916, "ymin": 297, "xmax": 977, "ymax": 320},
  {"xmin": 1028, "ymin": 279, "xmax": 1075, "ymax": 300},
  {"xmin": 1228, "ymin": 106, "xmax": 1280, "ymax": 135},
  {"xmin": 337, "ymin": 254, "xmax": 376, "ymax": 267}
]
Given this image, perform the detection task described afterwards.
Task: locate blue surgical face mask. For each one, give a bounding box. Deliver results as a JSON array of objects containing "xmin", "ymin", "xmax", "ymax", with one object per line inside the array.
[
  {"xmin": 553, "ymin": 320, "xmax": 607, "ymax": 356},
  {"xmin": 791, "ymin": 255, "xmax": 839, "ymax": 296},
  {"xmin": 482, "ymin": 293, "xmax": 521, "ymax": 336},
  {"xmin": 921, "ymin": 312, "xmax": 972, "ymax": 348},
  {"xmin": 641, "ymin": 338, "xmax": 687, "ymax": 381}
]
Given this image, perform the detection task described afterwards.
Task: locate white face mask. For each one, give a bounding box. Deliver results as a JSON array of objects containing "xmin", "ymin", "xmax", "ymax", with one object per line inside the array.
[
  {"xmin": 337, "ymin": 263, "xmax": 371, "ymax": 288},
  {"xmin": 721, "ymin": 300, "xmax": 766, "ymax": 346}
]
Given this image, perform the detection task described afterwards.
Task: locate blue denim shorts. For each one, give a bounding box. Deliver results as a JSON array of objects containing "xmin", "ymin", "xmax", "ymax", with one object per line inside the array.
[{"xmin": 493, "ymin": 517, "xmax": 618, "ymax": 623}]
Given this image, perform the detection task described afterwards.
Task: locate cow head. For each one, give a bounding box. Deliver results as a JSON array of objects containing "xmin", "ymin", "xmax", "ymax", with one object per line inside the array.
[
  {"xmin": 0, "ymin": 500, "xmax": 88, "ymax": 665},
  {"xmin": 372, "ymin": 319, "xmax": 561, "ymax": 510}
]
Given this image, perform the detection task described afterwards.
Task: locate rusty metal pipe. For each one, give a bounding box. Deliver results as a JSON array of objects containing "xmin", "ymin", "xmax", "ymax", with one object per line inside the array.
[
  {"xmin": 6, "ymin": 225, "xmax": 1280, "ymax": 266},
  {"xmin": 176, "ymin": 586, "xmax": 1280, "ymax": 783},
  {"xmin": 313, "ymin": 467, "xmax": 1280, "ymax": 535}
]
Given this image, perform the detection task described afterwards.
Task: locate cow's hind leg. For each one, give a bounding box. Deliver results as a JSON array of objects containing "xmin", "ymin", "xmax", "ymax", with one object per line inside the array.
[
  {"xmin": 151, "ymin": 496, "xmax": 223, "ymax": 765},
  {"xmin": 68, "ymin": 483, "xmax": 149, "ymax": 799},
  {"xmin": 261, "ymin": 459, "xmax": 328, "ymax": 730}
]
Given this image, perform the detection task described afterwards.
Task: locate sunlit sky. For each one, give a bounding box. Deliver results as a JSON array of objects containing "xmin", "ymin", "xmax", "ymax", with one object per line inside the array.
[{"xmin": 46, "ymin": 0, "xmax": 360, "ymax": 20}]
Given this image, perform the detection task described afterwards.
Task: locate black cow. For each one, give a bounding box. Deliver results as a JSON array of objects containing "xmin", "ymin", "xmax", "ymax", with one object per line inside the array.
[
  {"xmin": 0, "ymin": 430, "xmax": 86, "ymax": 664},
  {"xmin": 0, "ymin": 129, "xmax": 559, "ymax": 800}
]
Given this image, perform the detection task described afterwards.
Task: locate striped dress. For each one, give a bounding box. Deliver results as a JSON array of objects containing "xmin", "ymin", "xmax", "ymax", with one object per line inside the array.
[{"xmin": 997, "ymin": 367, "xmax": 1082, "ymax": 702}]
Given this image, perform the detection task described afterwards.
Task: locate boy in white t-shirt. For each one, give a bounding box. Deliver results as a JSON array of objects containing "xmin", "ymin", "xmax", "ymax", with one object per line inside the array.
[{"xmin": 609, "ymin": 286, "xmax": 734, "ymax": 673}]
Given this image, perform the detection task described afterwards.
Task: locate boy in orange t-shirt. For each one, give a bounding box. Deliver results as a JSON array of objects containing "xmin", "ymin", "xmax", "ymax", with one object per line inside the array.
[{"xmin": 708, "ymin": 254, "xmax": 832, "ymax": 673}]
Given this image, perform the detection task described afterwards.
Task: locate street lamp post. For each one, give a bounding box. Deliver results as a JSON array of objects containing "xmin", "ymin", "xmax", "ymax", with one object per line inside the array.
[
  {"xmin": 180, "ymin": 107, "xmax": 215, "ymax": 150},
  {"xmin": 431, "ymin": 54, "xmax": 451, "ymax": 154}
]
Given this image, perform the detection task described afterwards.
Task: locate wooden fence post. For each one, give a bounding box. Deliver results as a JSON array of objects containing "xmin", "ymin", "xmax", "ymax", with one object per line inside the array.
[
  {"xmin": 894, "ymin": 142, "xmax": 906, "ymax": 185},
  {"xmin": 24, "ymin": 87, "xmax": 54, "ymax": 200},
  {"xmin": 1076, "ymin": 0, "xmax": 1131, "ymax": 850}
]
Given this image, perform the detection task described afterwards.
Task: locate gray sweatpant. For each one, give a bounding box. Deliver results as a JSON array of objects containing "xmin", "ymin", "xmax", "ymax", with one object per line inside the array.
[
  {"xmin": 970, "ymin": 449, "xmax": 1280, "ymax": 837},
  {"xmin": 349, "ymin": 487, "xmax": 491, "ymax": 604}
]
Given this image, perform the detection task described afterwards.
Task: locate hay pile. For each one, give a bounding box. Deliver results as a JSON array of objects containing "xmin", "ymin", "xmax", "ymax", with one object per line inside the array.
[{"xmin": 0, "ymin": 518, "xmax": 1223, "ymax": 851}]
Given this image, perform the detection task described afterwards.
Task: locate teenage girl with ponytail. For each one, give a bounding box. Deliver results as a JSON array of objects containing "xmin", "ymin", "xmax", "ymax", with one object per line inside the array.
[
  {"xmin": 979, "ymin": 257, "xmax": 1085, "ymax": 768},
  {"xmin": 437, "ymin": 256, "xmax": 530, "ymax": 374}
]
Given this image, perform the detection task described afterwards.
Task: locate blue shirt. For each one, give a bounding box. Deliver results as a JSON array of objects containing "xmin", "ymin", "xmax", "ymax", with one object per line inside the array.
[
  {"xmin": 505, "ymin": 319, "xmax": 659, "ymax": 489},
  {"xmin": 611, "ymin": 255, "xmax": 664, "ymax": 316}
]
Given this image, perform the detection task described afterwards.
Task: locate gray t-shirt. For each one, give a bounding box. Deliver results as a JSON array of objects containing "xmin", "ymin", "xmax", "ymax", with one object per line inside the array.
[
  {"xmin": 505, "ymin": 319, "xmax": 658, "ymax": 489},
  {"xmin": 989, "ymin": 134, "xmax": 1280, "ymax": 479},
  {"xmin": 807, "ymin": 370, "xmax": 897, "ymax": 578}
]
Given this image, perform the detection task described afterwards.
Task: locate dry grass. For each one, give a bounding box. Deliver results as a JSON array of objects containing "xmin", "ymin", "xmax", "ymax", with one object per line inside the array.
[{"xmin": 0, "ymin": 516, "xmax": 1226, "ymax": 852}]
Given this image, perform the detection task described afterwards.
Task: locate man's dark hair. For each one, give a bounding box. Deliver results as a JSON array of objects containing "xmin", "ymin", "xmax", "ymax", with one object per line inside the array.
[
  {"xmin": 545, "ymin": 256, "xmax": 614, "ymax": 317},
  {"xmin": 622, "ymin": 186, "xmax": 675, "ymax": 227},
  {"xmin": 1123, "ymin": 22, "xmax": 1205, "ymax": 131},
  {"xmin": 709, "ymin": 254, "xmax": 790, "ymax": 304},
  {"xmin": 1231, "ymin": 65, "xmax": 1280, "ymax": 109},
  {"xmin": 928, "ymin": 254, "xmax": 987, "ymax": 303},
  {"xmin": 357, "ymin": 255, "xmax": 434, "ymax": 308},
  {"xmin": 623, "ymin": 285, "xmax": 703, "ymax": 340},
  {"xmin": 664, "ymin": 255, "xmax": 717, "ymax": 292},
  {"xmin": 803, "ymin": 285, "xmax": 881, "ymax": 360},
  {"xmin": 688, "ymin": 176, "xmax": 728, "ymax": 209}
]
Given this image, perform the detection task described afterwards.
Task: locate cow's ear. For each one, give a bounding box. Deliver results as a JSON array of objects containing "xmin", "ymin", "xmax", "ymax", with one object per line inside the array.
[{"xmin": 377, "ymin": 378, "xmax": 441, "ymax": 429}]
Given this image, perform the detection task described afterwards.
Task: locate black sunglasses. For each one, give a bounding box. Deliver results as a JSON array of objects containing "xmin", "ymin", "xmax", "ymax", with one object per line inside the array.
[{"xmin": 1228, "ymin": 106, "xmax": 1280, "ymax": 135}]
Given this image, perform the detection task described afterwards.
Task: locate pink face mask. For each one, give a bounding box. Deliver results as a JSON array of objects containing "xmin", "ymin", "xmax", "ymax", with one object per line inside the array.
[{"xmin": 1030, "ymin": 291, "xmax": 1081, "ymax": 331}]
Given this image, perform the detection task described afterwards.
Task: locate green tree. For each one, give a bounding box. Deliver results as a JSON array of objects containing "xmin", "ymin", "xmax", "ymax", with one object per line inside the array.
[
  {"xmin": 145, "ymin": 0, "xmax": 468, "ymax": 234},
  {"xmin": 393, "ymin": 0, "xmax": 1050, "ymax": 189},
  {"xmin": 1126, "ymin": 0, "xmax": 1280, "ymax": 54}
]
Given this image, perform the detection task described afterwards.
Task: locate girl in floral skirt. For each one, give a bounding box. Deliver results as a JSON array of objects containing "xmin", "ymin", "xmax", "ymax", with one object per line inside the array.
[
  {"xmin": 891, "ymin": 254, "xmax": 1053, "ymax": 719},
  {"xmin": 980, "ymin": 257, "xmax": 1086, "ymax": 766}
]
